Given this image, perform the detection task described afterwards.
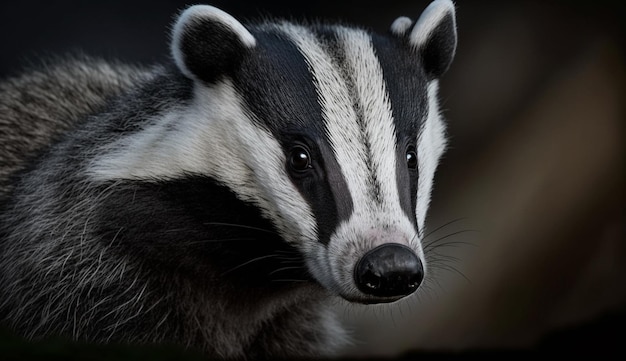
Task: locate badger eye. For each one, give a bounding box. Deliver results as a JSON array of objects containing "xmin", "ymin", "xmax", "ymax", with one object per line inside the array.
[
  {"xmin": 289, "ymin": 146, "xmax": 312, "ymax": 172},
  {"xmin": 406, "ymin": 145, "xmax": 417, "ymax": 169}
]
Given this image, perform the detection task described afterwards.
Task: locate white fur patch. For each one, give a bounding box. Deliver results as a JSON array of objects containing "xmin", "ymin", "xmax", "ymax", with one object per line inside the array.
[
  {"xmin": 171, "ymin": 5, "xmax": 256, "ymax": 80},
  {"xmin": 416, "ymin": 81, "xmax": 447, "ymax": 234},
  {"xmin": 87, "ymin": 81, "xmax": 317, "ymax": 247},
  {"xmin": 409, "ymin": 0, "xmax": 456, "ymax": 49},
  {"xmin": 275, "ymin": 23, "xmax": 356, "ymax": 294},
  {"xmin": 390, "ymin": 16, "xmax": 413, "ymax": 36},
  {"xmin": 335, "ymin": 28, "xmax": 400, "ymax": 214},
  {"xmin": 278, "ymin": 24, "xmax": 424, "ymax": 301}
]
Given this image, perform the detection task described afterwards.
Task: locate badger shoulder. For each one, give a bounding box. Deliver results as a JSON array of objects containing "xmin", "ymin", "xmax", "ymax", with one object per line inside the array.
[{"xmin": 0, "ymin": 57, "xmax": 155, "ymax": 198}]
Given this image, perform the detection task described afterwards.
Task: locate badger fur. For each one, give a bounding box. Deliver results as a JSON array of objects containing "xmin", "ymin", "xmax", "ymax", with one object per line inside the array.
[{"xmin": 0, "ymin": 1, "xmax": 457, "ymax": 358}]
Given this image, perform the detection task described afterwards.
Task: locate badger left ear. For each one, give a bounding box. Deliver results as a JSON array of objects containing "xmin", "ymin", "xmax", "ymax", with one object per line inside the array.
[
  {"xmin": 171, "ymin": 5, "xmax": 256, "ymax": 84},
  {"xmin": 391, "ymin": 0, "xmax": 457, "ymax": 79}
]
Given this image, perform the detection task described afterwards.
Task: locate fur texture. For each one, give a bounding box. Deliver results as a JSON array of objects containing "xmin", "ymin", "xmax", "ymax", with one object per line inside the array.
[{"xmin": 0, "ymin": 1, "xmax": 456, "ymax": 358}]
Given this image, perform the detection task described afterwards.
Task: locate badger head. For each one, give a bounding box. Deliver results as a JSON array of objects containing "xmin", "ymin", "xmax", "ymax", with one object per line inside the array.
[{"xmin": 90, "ymin": 0, "xmax": 456, "ymax": 305}]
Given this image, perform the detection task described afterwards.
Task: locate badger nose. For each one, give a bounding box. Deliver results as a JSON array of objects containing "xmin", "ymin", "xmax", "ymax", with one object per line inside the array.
[{"xmin": 354, "ymin": 243, "xmax": 423, "ymax": 297}]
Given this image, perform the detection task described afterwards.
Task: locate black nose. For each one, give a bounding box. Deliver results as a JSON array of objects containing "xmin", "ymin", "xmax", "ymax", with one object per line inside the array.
[{"xmin": 354, "ymin": 243, "xmax": 423, "ymax": 298}]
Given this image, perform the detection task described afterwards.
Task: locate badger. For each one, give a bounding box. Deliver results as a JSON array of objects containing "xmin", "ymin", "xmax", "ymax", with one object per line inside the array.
[{"xmin": 0, "ymin": 0, "xmax": 457, "ymax": 358}]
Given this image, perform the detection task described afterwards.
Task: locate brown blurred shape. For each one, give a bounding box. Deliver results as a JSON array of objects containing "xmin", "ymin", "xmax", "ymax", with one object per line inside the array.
[{"xmin": 338, "ymin": 1, "xmax": 624, "ymax": 356}]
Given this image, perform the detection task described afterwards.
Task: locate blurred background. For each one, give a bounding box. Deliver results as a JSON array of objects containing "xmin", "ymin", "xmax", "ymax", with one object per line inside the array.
[{"xmin": 0, "ymin": 0, "xmax": 624, "ymax": 358}]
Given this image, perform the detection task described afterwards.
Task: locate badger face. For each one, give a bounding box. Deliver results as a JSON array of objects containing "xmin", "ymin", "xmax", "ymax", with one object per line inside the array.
[{"xmin": 90, "ymin": 1, "xmax": 456, "ymax": 304}]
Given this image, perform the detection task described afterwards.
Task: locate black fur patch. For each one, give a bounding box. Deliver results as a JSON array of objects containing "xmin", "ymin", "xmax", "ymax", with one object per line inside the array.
[
  {"xmin": 179, "ymin": 18, "xmax": 251, "ymax": 84},
  {"xmin": 417, "ymin": 13, "xmax": 456, "ymax": 79},
  {"xmin": 233, "ymin": 29, "xmax": 352, "ymax": 245},
  {"xmin": 94, "ymin": 176, "xmax": 313, "ymax": 289}
]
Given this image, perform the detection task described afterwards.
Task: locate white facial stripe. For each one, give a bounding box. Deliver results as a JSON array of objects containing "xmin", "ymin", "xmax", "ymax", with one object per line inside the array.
[
  {"xmin": 280, "ymin": 25, "xmax": 405, "ymax": 220},
  {"xmin": 274, "ymin": 24, "xmax": 358, "ymax": 291},
  {"xmin": 335, "ymin": 29, "xmax": 401, "ymax": 215},
  {"xmin": 276, "ymin": 24, "xmax": 361, "ymax": 204},
  {"xmin": 416, "ymin": 81, "xmax": 447, "ymax": 233},
  {"xmin": 334, "ymin": 29, "xmax": 426, "ymax": 294},
  {"xmin": 279, "ymin": 24, "xmax": 425, "ymax": 297},
  {"xmin": 87, "ymin": 81, "xmax": 317, "ymax": 247}
]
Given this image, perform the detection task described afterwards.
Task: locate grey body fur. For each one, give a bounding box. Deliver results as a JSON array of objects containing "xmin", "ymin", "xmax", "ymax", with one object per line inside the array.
[
  {"xmin": 0, "ymin": 1, "xmax": 457, "ymax": 358},
  {"xmin": 0, "ymin": 59, "xmax": 342, "ymax": 358},
  {"xmin": 0, "ymin": 59, "xmax": 150, "ymax": 199}
]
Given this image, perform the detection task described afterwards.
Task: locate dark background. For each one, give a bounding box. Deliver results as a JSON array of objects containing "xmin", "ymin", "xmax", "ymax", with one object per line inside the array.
[{"xmin": 1, "ymin": 0, "xmax": 624, "ymax": 359}]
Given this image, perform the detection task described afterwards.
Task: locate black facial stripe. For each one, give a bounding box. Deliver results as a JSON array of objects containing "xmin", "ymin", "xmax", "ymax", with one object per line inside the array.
[
  {"xmin": 234, "ymin": 29, "xmax": 323, "ymax": 134},
  {"xmin": 371, "ymin": 33, "xmax": 429, "ymax": 228},
  {"xmin": 233, "ymin": 27, "xmax": 352, "ymax": 246},
  {"xmin": 317, "ymin": 141, "xmax": 353, "ymax": 245}
]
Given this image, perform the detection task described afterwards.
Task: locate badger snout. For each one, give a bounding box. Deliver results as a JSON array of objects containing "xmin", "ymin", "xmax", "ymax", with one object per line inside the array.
[
  {"xmin": 354, "ymin": 243, "xmax": 423, "ymax": 301},
  {"xmin": 314, "ymin": 222, "xmax": 426, "ymax": 304}
]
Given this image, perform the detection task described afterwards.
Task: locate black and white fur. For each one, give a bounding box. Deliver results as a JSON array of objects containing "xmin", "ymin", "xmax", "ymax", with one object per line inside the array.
[{"xmin": 0, "ymin": 1, "xmax": 457, "ymax": 358}]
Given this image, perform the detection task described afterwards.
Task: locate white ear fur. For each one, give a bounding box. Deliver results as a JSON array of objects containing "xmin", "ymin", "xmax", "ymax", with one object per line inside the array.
[
  {"xmin": 390, "ymin": 16, "xmax": 413, "ymax": 36},
  {"xmin": 170, "ymin": 5, "xmax": 256, "ymax": 80},
  {"xmin": 409, "ymin": 0, "xmax": 456, "ymax": 49}
]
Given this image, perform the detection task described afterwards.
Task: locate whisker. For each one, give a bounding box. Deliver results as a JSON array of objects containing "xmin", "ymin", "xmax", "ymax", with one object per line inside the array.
[
  {"xmin": 147, "ymin": 237, "xmax": 258, "ymax": 247},
  {"xmin": 268, "ymin": 266, "xmax": 305, "ymax": 276},
  {"xmin": 427, "ymin": 239, "xmax": 477, "ymax": 250},
  {"xmin": 270, "ymin": 279, "xmax": 309, "ymax": 283},
  {"xmin": 426, "ymin": 252, "xmax": 462, "ymax": 264},
  {"xmin": 423, "ymin": 229, "xmax": 480, "ymax": 251},
  {"xmin": 429, "ymin": 262, "xmax": 471, "ymax": 284},
  {"xmin": 422, "ymin": 217, "xmax": 469, "ymax": 239},
  {"xmin": 274, "ymin": 254, "xmax": 300, "ymax": 260},
  {"xmin": 162, "ymin": 228, "xmax": 194, "ymax": 233},
  {"xmin": 220, "ymin": 254, "xmax": 279, "ymax": 276},
  {"xmin": 182, "ymin": 238, "xmax": 257, "ymax": 245},
  {"xmin": 201, "ymin": 222, "xmax": 276, "ymax": 235}
]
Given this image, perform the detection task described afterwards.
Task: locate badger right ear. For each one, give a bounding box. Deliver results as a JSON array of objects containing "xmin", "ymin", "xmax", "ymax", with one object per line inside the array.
[
  {"xmin": 391, "ymin": 0, "xmax": 457, "ymax": 79},
  {"xmin": 171, "ymin": 5, "xmax": 256, "ymax": 84}
]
